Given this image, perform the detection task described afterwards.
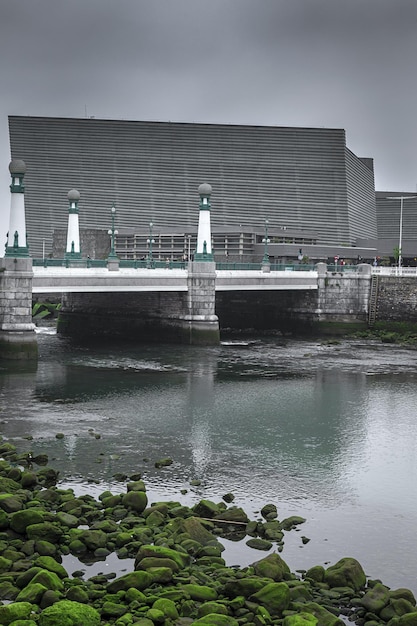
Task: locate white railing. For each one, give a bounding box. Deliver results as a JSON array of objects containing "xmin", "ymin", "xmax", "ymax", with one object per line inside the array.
[{"xmin": 372, "ymin": 266, "xmax": 417, "ymax": 277}]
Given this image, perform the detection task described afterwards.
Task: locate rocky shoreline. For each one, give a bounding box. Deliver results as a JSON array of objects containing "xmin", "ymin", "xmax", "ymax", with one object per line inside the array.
[{"xmin": 0, "ymin": 439, "xmax": 416, "ymax": 626}]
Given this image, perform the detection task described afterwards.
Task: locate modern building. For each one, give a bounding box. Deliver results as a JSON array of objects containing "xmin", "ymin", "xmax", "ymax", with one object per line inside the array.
[
  {"xmin": 357, "ymin": 192, "xmax": 417, "ymax": 265},
  {"xmin": 8, "ymin": 116, "xmax": 377, "ymax": 261}
]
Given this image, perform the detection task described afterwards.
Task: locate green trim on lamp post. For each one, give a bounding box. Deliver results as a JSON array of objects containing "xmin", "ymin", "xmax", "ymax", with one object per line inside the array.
[
  {"xmin": 147, "ymin": 222, "xmax": 155, "ymax": 268},
  {"xmin": 107, "ymin": 205, "xmax": 119, "ymax": 260}
]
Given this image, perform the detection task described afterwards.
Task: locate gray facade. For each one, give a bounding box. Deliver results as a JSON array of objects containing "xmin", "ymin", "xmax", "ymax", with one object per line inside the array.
[
  {"xmin": 9, "ymin": 116, "xmax": 377, "ymax": 258},
  {"xmin": 357, "ymin": 192, "xmax": 417, "ymax": 262}
]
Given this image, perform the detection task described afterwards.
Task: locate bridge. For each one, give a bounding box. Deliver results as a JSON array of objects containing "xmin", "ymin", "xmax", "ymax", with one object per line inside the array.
[
  {"xmin": 32, "ymin": 264, "xmax": 319, "ymax": 294},
  {"xmin": 0, "ymin": 159, "xmax": 373, "ymax": 360}
]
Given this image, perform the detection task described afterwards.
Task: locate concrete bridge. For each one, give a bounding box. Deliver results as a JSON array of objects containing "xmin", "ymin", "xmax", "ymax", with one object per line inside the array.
[
  {"xmin": 32, "ymin": 265, "xmax": 319, "ymax": 294},
  {"xmin": 0, "ymin": 159, "xmax": 373, "ymax": 360}
]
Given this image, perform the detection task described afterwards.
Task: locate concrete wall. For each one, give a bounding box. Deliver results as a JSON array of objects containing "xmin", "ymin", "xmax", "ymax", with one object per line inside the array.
[{"xmin": 376, "ymin": 277, "xmax": 417, "ymax": 323}]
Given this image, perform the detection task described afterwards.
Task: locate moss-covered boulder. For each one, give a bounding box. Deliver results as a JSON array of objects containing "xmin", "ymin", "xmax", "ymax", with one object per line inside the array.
[
  {"xmin": 0, "ymin": 494, "xmax": 24, "ymax": 513},
  {"xmin": 360, "ymin": 582, "xmax": 391, "ymax": 613},
  {"xmin": 181, "ymin": 516, "xmax": 218, "ymax": 545},
  {"xmin": 324, "ymin": 557, "xmax": 366, "ymax": 591},
  {"xmin": 283, "ymin": 612, "xmax": 318, "ymax": 626},
  {"xmin": 250, "ymin": 581, "xmax": 291, "ymax": 616},
  {"xmin": 10, "ymin": 509, "xmax": 45, "ymax": 534},
  {"xmin": 26, "ymin": 522, "xmax": 63, "ymax": 544},
  {"xmin": 305, "ymin": 565, "xmax": 325, "ymax": 582},
  {"xmin": 30, "ymin": 569, "xmax": 64, "ymax": 592},
  {"xmin": 77, "ymin": 529, "xmax": 107, "ymax": 551},
  {"xmin": 197, "ymin": 601, "xmax": 229, "ymax": 617},
  {"xmin": 0, "ymin": 602, "xmax": 33, "ymax": 625},
  {"xmin": 252, "ymin": 552, "xmax": 291, "ymax": 581},
  {"xmin": 192, "ymin": 614, "xmax": 239, "ymax": 625},
  {"xmin": 261, "ymin": 503, "xmax": 278, "ymax": 520},
  {"xmin": 223, "ymin": 576, "xmax": 272, "ymax": 598},
  {"xmin": 181, "ymin": 584, "xmax": 218, "ymax": 602},
  {"xmin": 39, "ymin": 599, "xmax": 100, "ymax": 626},
  {"xmin": 293, "ymin": 601, "xmax": 344, "ymax": 626},
  {"xmin": 33, "ymin": 556, "xmax": 67, "ymax": 579},
  {"xmin": 106, "ymin": 569, "xmax": 153, "ymax": 592},
  {"xmin": 136, "ymin": 556, "xmax": 180, "ymax": 572},
  {"xmin": 380, "ymin": 598, "xmax": 417, "ymax": 621},
  {"xmin": 214, "ymin": 506, "xmax": 249, "ymax": 524},
  {"xmin": 16, "ymin": 582, "xmax": 48, "ymax": 604},
  {"xmin": 152, "ymin": 597, "xmax": 179, "ymax": 620},
  {"xmin": 122, "ymin": 490, "xmax": 148, "ymax": 513},
  {"xmin": 193, "ymin": 499, "xmax": 222, "ymax": 518},
  {"xmin": 396, "ymin": 613, "xmax": 417, "ymax": 626},
  {"xmin": 134, "ymin": 544, "xmax": 191, "ymax": 570}
]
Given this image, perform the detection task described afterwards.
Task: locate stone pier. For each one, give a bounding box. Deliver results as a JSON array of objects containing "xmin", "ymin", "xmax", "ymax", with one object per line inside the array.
[
  {"xmin": 0, "ymin": 160, "xmax": 37, "ymax": 360},
  {"xmin": 0, "ymin": 257, "xmax": 37, "ymax": 360}
]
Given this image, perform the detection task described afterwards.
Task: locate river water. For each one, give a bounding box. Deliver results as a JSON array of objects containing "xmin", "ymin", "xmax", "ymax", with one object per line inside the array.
[{"xmin": 1, "ymin": 329, "xmax": 417, "ymax": 593}]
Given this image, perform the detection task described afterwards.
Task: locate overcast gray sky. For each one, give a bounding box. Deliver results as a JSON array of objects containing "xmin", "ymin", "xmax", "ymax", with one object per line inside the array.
[{"xmin": 1, "ymin": 0, "xmax": 417, "ymax": 249}]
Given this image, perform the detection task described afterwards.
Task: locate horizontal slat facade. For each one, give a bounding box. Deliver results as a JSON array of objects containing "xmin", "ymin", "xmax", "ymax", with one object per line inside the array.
[{"xmin": 9, "ymin": 116, "xmax": 375, "ymax": 257}]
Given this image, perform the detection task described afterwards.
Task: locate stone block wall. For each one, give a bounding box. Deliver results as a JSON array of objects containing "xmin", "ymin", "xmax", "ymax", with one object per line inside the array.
[
  {"xmin": 376, "ymin": 277, "xmax": 417, "ymax": 323},
  {"xmin": 0, "ymin": 258, "xmax": 34, "ymax": 330}
]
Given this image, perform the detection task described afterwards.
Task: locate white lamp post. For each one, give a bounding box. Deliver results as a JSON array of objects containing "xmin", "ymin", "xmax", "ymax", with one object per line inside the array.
[{"xmin": 386, "ymin": 195, "xmax": 417, "ymax": 273}]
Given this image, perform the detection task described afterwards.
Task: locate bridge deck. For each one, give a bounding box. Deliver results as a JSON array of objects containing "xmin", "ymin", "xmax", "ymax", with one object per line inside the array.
[{"xmin": 32, "ymin": 267, "xmax": 319, "ymax": 293}]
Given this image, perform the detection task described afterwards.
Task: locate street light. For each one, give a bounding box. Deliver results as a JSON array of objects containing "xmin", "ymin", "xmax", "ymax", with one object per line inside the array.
[
  {"xmin": 262, "ymin": 219, "xmax": 270, "ymax": 264},
  {"xmin": 386, "ymin": 195, "xmax": 417, "ymax": 272},
  {"xmin": 147, "ymin": 222, "xmax": 155, "ymax": 268},
  {"xmin": 107, "ymin": 205, "xmax": 118, "ymax": 259}
]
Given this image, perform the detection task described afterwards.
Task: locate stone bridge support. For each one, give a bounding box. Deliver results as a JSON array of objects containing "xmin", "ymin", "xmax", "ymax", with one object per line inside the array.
[{"xmin": 0, "ymin": 257, "xmax": 37, "ymax": 360}]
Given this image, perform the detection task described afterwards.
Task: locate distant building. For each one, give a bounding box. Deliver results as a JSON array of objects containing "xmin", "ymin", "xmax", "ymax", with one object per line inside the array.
[
  {"xmin": 8, "ymin": 116, "xmax": 377, "ymax": 260},
  {"xmin": 358, "ymin": 192, "xmax": 417, "ymax": 265}
]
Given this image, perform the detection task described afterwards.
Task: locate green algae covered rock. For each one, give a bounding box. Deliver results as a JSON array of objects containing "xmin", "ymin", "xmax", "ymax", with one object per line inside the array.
[
  {"xmin": 134, "ymin": 544, "xmax": 191, "ymax": 570},
  {"xmin": 182, "ymin": 515, "xmax": 218, "ymax": 545},
  {"xmin": 193, "ymin": 499, "xmax": 222, "ymax": 518},
  {"xmin": 252, "ymin": 553, "xmax": 291, "ymax": 582},
  {"xmin": 77, "ymin": 529, "xmax": 107, "ymax": 551},
  {"xmin": 360, "ymin": 582, "xmax": 391, "ymax": 613},
  {"xmin": 16, "ymin": 582, "xmax": 48, "ymax": 604},
  {"xmin": 192, "ymin": 614, "xmax": 239, "ymax": 625},
  {"xmin": 10, "ymin": 509, "xmax": 45, "ymax": 534},
  {"xmin": 324, "ymin": 557, "xmax": 366, "ymax": 591},
  {"xmin": 380, "ymin": 598, "xmax": 417, "ymax": 621},
  {"xmin": 136, "ymin": 556, "xmax": 180, "ymax": 572},
  {"xmin": 0, "ymin": 494, "xmax": 24, "ymax": 513},
  {"xmin": 181, "ymin": 583, "xmax": 218, "ymax": 602},
  {"xmin": 283, "ymin": 611, "xmax": 318, "ymax": 626},
  {"xmin": 34, "ymin": 556, "xmax": 68, "ymax": 579},
  {"xmin": 223, "ymin": 576, "xmax": 272, "ymax": 598},
  {"xmin": 250, "ymin": 581, "xmax": 291, "ymax": 616},
  {"xmin": 197, "ymin": 601, "xmax": 229, "ymax": 617},
  {"xmin": 0, "ymin": 602, "xmax": 33, "ymax": 625},
  {"xmin": 246, "ymin": 537, "xmax": 273, "ymax": 550},
  {"xmin": 396, "ymin": 613, "xmax": 417, "ymax": 626},
  {"xmin": 293, "ymin": 601, "xmax": 344, "ymax": 626},
  {"xmin": 252, "ymin": 552, "xmax": 291, "ymax": 581},
  {"xmin": 305, "ymin": 565, "xmax": 325, "ymax": 582},
  {"xmin": 122, "ymin": 490, "xmax": 148, "ymax": 513},
  {"xmin": 106, "ymin": 569, "xmax": 153, "ymax": 592},
  {"xmin": 30, "ymin": 569, "xmax": 64, "ymax": 592},
  {"xmin": 152, "ymin": 597, "xmax": 179, "ymax": 620},
  {"xmin": 26, "ymin": 522, "xmax": 63, "ymax": 544},
  {"xmin": 39, "ymin": 599, "xmax": 100, "ymax": 626}
]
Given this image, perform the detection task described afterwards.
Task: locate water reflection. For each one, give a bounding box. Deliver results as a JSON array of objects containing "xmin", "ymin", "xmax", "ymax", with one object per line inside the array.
[{"xmin": 2, "ymin": 333, "xmax": 417, "ymax": 592}]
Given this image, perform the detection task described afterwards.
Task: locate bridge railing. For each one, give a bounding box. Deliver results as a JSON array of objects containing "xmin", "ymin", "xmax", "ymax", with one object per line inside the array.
[{"xmin": 33, "ymin": 258, "xmax": 364, "ymax": 273}]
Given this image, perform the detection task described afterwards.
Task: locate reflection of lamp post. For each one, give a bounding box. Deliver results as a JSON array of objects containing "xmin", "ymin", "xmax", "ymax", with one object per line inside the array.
[
  {"xmin": 107, "ymin": 205, "xmax": 118, "ymax": 259},
  {"xmin": 147, "ymin": 222, "xmax": 155, "ymax": 268},
  {"xmin": 386, "ymin": 195, "xmax": 417, "ymax": 272}
]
